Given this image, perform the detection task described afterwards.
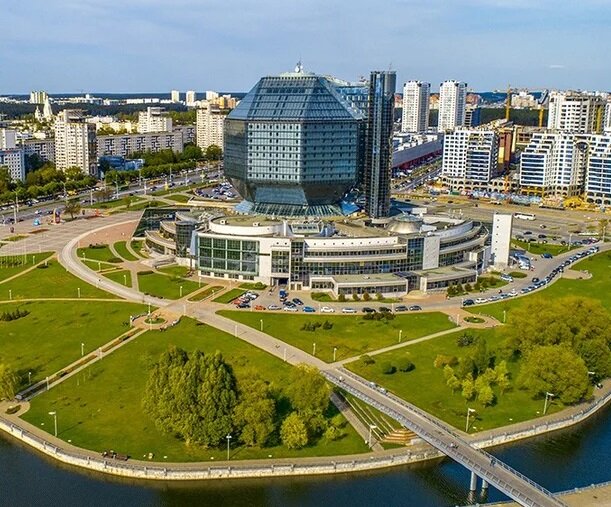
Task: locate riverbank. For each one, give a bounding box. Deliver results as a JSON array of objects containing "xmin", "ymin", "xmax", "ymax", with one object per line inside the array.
[
  {"xmin": 484, "ymin": 481, "xmax": 611, "ymax": 507},
  {"xmin": 0, "ymin": 379, "xmax": 609, "ymax": 482}
]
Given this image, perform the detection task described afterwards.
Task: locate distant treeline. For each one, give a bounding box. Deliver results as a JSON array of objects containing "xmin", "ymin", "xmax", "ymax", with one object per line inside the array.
[{"xmin": 428, "ymin": 108, "xmax": 546, "ymax": 127}]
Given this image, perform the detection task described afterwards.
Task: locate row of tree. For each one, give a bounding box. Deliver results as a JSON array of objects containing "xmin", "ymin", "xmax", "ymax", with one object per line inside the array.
[{"xmin": 143, "ymin": 347, "xmax": 343, "ymax": 450}]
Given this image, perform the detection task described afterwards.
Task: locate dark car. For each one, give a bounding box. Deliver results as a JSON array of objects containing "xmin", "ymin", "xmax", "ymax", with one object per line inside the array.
[
  {"xmin": 532, "ymin": 277, "xmax": 540, "ymax": 283},
  {"xmin": 379, "ymin": 307, "xmax": 391, "ymax": 313},
  {"xmin": 292, "ymin": 298, "xmax": 304, "ymax": 306},
  {"xmin": 237, "ymin": 302, "xmax": 250, "ymax": 309},
  {"xmin": 362, "ymin": 307, "xmax": 376, "ymax": 313},
  {"xmin": 408, "ymin": 305, "xmax": 422, "ymax": 311},
  {"xmin": 394, "ymin": 305, "xmax": 408, "ymax": 312},
  {"xmin": 462, "ymin": 299, "xmax": 475, "ymax": 306}
]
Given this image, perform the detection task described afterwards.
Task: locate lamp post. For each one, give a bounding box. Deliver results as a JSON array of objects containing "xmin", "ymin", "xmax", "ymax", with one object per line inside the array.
[
  {"xmin": 260, "ymin": 319, "xmax": 263, "ymax": 332},
  {"xmin": 77, "ymin": 287, "xmax": 81, "ymax": 298},
  {"xmin": 466, "ymin": 408, "xmax": 476, "ymax": 432},
  {"xmin": 48, "ymin": 411, "xmax": 58, "ymax": 437},
  {"xmin": 367, "ymin": 424, "xmax": 378, "ymax": 448},
  {"xmin": 543, "ymin": 392, "xmax": 555, "ymax": 415},
  {"xmin": 123, "ymin": 274, "xmax": 127, "ymax": 286},
  {"xmin": 180, "ymin": 286, "xmax": 183, "ymax": 298},
  {"xmin": 28, "ymin": 371, "xmax": 31, "ymax": 385},
  {"xmin": 333, "ymin": 347, "xmax": 337, "ymax": 362},
  {"xmin": 226, "ymin": 434, "xmax": 232, "ymax": 461},
  {"xmin": 9, "ymin": 289, "xmax": 12, "ymax": 301},
  {"xmin": 81, "ymin": 342, "xmax": 84, "ymax": 357},
  {"xmin": 312, "ymin": 342, "xmax": 316, "ymax": 356},
  {"xmin": 399, "ymin": 329, "xmax": 403, "ymax": 343},
  {"xmin": 503, "ymin": 310, "xmax": 507, "ymax": 323}
]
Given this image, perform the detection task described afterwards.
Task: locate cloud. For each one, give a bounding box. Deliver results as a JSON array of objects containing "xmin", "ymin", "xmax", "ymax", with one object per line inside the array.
[{"xmin": 548, "ymin": 64, "xmax": 566, "ymax": 69}]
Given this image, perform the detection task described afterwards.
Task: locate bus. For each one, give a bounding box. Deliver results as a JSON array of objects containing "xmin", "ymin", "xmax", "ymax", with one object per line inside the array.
[{"xmin": 514, "ymin": 212, "xmax": 536, "ymax": 221}]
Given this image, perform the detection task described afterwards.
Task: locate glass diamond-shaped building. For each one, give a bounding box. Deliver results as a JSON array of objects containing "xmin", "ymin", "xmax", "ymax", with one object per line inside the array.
[{"xmin": 224, "ymin": 67, "xmax": 367, "ymax": 216}]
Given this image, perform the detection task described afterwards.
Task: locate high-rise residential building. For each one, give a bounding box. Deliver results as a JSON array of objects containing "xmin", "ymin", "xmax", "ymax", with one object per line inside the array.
[
  {"xmin": 138, "ymin": 107, "xmax": 172, "ymax": 133},
  {"xmin": 604, "ymin": 101, "xmax": 611, "ymax": 134},
  {"xmin": 441, "ymin": 129, "xmax": 499, "ymax": 191},
  {"xmin": 196, "ymin": 102, "xmax": 225, "ymax": 151},
  {"xmin": 0, "ymin": 128, "xmax": 17, "ymax": 150},
  {"xmin": 30, "ymin": 90, "xmax": 48, "ymax": 104},
  {"xmin": 205, "ymin": 91, "xmax": 219, "ymax": 101},
  {"xmin": 490, "ymin": 214, "xmax": 513, "ymax": 268},
  {"xmin": 54, "ymin": 110, "xmax": 97, "ymax": 175},
  {"xmin": 97, "ymin": 131, "xmax": 186, "ymax": 158},
  {"xmin": 547, "ymin": 91, "xmax": 606, "ymax": 133},
  {"xmin": 585, "ymin": 135, "xmax": 611, "ymax": 205},
  {"xmin": 186, "ymin": 90, "xmax": 197, "ymax": 106},
  {"xmin": 438, "ymin": 80, "xmax": 467, "ymax": 132},
  {"xmin": 0, "ymin": 148, "xmax": 25, "ymax": 182},
  {"xmin": 364, "ymin": 70, "xmax": 396, "ymax": 219},
  {"xmin": 21, "ymin": 138, "xmax": 55, "ymax": 163},
  {"xmin": 171, "ymin": 90, "xmax": 180, "ymax": 103},
  {"xmin": 224, "ymin": 67, "xmax": 367, "ymax": 216},
  {"xmin": 464, "ymin": 106, "xmax": 481, "ymax": 128},
  {"xmin": 401, "ymin": 81, "xmax": 430, "ymax": 133}
]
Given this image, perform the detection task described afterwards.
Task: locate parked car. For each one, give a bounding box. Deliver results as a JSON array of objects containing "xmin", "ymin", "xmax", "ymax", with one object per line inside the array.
[
  {"xmin": 541, "ymin": 253, "xmax": 553, "ymax": 259},
  {"xmin": 500, "ymin": 274, "xmax": 513, "ymax": 282},
  {"xmin": 394, "ymin": 305, "xmax": 408, "ymax": 312},
  {"xmin": 303, "ymin": 306, "xmax": 316, "ymax": 313},
  {"xmin": 475, "ymin": 297, "xmax": 487, "ymax": 304},
  {"xmin": 292, "ymin": 298, "xmax": 304, "ymax": 306},
  {"xmin": 267, "ymin": 304, "xmax": 281, "ymax": 310},
  {"xmin": 320, "ymin": 306, "xmax": 335, "ymax": 313},
  {"xmin": 341, "ymin": 307, "xmax": 357, "ymax": 314},
  {"xmin": 254, "ymin": 305, "xmax": 265, "ymax": 311},
  {"xmin": 462, "ymin": 299, "xmax": 475, "ymax": 306},
  {"xmin": 283, "ymin": 306, "xmax": 298, "ymax": 312},
  {"xmin": 408, "ymin": 305, "xmax": 422, "ymax": 311},
  {"xmin": 378, "ymin": 307, "xmax": 391, "ymax": 313},
  {"xmin": 237, "ymin": 302, "xmax": 250, "ymax": 309},
  {"xmin": 362, "ymin": 307, "xmax": 376, "ymax": 313}
]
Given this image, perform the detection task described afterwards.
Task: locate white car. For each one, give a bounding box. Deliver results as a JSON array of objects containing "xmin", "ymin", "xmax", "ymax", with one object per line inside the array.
[
  {"xmin": 320, "ymin": 306, "xmax": 335, "ymax": 313},
  {"xmin": 475, "ymin": 297, "xmax": 488, "ymax": 304},
  {"xmin": 507, "ymin": 290, "xmax": 518, "ymax": 297},
  {"xmin": 341, "ymin": 307, "xmax": 357, "ymax": 314},
  {"xmin": 283, "ymin": 306, "xmax": 298, "ymax": 312}
]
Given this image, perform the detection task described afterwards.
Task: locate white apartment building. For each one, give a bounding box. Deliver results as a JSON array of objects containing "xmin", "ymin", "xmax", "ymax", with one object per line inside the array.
[
  {"xmin": 490, "ymin": 213, "xmax": 513, "ymax": 268},
  {"xmin": 205, "ymin": 91, "xmax": 219, "ymax": 101},
  {"xmin": 520, "ymin": 132, "xmax": 592, "ymax": 197},
  {"xmin": 0, "ymin": 128, "xmax": 17, "ymax": 150},
  {"xmin": 138, "ymin": 107, "xmax": 172, "ymax": 133},
  {"xmin": 604, "ymin": 101, "xmax": 611, "ymax": 134},
  {"xmin": 438, "ymin": 80, "xmax": 467, "ymax": 132},
  {"xmin": 186, "ymin": 90, "xmax": 197, "ymax": 106},
  {"xmin": 196, "ymin": 102, "xmax": 225, "ymax": 150},
  {"xmin": 54, "ymin": 110, "xmax": 97, "ymax": 175},
  {"xmin": 401, "ymin": 81, "xmax": 430, "ymax": 133},
  {"xmin": 22, "ymin": 138, "xmax": 55, "ymax": 163},
  {"xmin": 585, "ymin": 135, "xmax": 611, "ymax": 205},
  {"xmin": 441, "ymin": 129, "xmax": 499, "ymax": 191},
  {"xmin": 97, "ymin": 131, "xmax": 185, "ymax": 158},
  {"xmin": 30, "ymin": 90, "xmax": 48, "ymax": 104},
  {"xmin": 547, "ymin": 91, "xmax": 605, "ymax": 133},
  {"xmin": 171, "ymin": 90, "xmax": 180, "ymax": 103},
  {"xmin": 0, "ymin": 148, "xmax": 25, "ymax": 181}
]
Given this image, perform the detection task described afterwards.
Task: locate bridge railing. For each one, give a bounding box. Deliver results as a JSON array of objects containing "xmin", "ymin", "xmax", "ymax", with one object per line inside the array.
[{"xmin": 329, "ymin": 368, "xmax": 564, "ymax": 505}]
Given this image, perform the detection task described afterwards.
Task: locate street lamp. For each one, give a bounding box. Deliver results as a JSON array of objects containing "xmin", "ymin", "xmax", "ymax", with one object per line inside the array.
[
  {"xmin": 28, "ymin": 371, "xmax": 31, "ymax": 385},
  {"xmin": 77, "ymin": 287, "xmax": 81, "ymax": 298},
  {"xmin": 333, "ymin": 347, "xmax": 337, "ymax": 362},
  {"xmin": 367, "ymin": 424, "xmax": 378, "ymax": 448},
  {"xmin": 123, "ymin": 274, "xmax": 127, "ymax": 286},
  {"xmin": 180, "ymin": 286, "xmax": 183, "ymax": 298},
  {"xmin": 503, "ymin": 310, "xmax": 507, "ymax": 324},
  {"xmin": 48, "ymin": 411, "xmax": 58, "ymax": 437},
  {"xmin": 260, "ymin": 319, "xmax": 263, "ymax": 332},
  {"xmin": 81, "ymin": 342, "xmax": 84, "ymax": 357},
  {"xmin": 399, "ymin": 329, "xmax": 403, "ymax": 343},
  {"xmin": 226, "ymin": 434, "xmax": 232, "ymax": 460},
  {"xmin": 466, "ymin": 408, "xmax": 476, "ymax": 432},
  {"xmin": 312, "ymin": 342, "xmax": 316, "ymax": 356},
  {"xmin": 543, "ymin": 392, "xmax": 555, "ymax": 415}
]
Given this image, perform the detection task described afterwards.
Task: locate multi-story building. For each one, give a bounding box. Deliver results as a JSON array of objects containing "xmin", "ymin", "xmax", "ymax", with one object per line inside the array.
[
  {"xmin": 224, "ymin": 67, "xmax": 367, "ymax": 216},
  {"xmin": 438, "ymin": 80, "xmax": 467, "ymax": 132},
  {"xmin": 547, "ymin": 91, "xmax": 605, "ymax": 133},
  {"xmin": 54, "ymin": 109, "xmax": 97, "ymax": 175},
  {"xmin": 364, "ymin": 70, "xmax": 396, "ymax": 219},
  {"xmin": 196, "ymin": 102, "xmax": 225, "ymax": 150},
  {"xmin": 584, "ymin": 135, "xmax": 611, "ymax": 205},
  {"xmin": 171, "ymin": 90, "xmax": 180, "ymax": 103},
  {"xmin": 21, "ymin": 138, "xmax": 55, "ymax": 164},
  {"xmin": 97, "ymin": 130, "xmax": 185, "ymax": 158},
  {"xmin": 441, "ymin": 129, "xmax": 499, "ymax": 191},
  {"xmin": 0, "ymin": 128, "xmax": 17, "ymax": 150},
  {"xmin": 604, "ymin": 101, "xmax": 611, "ymax": 134},
  {"xmin": 464, "ymin": 106, "xmax": 481, "ymax": 128},
  {"xmin": 186, "ymin": 90, "xmax": 197, "ymax": 106},
  {"xmin": 138, "ymin": 107, "xmax": 172, "ymax": 133},
  {"xmin": 0, "ymin": 147, "xmax": 26, "ymax": 181},
  {"xmin": 30, "ymin": 90, "xmax": 48, "ymax": 105},
  {"xmin": 205, "ymin": 91, "xmax": 219, "ymax": 101},
  {"xmin": 401, "ymin": 81, "xmax": 430, "ymax": 133}
]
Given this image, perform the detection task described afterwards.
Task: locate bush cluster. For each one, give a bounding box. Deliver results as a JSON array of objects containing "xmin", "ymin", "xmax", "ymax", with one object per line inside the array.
[{"xmin": 0, "ymin": 308, "xmax": 30, "ymax": 322}]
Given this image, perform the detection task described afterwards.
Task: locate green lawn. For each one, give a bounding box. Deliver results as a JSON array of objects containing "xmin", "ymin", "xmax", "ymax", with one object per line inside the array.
[
  {"xmin": 346, "ymin": 328, "xmax": 566, "ymax": 432},
  {"xmin": 0, "ymin": 252, "xmax": 54, "ymax": 282},
  {"xmin": 0, "ymin": 300, "xmax": 145, "ymax": 387},
  {"xmin": 1, "ymin": 260, "xmax": 117, "ymax": 299},
  {"xmin": 158, "ymin": 265, "xmax": 191, "ymax": 278},
  {"xmin": 22, "ymin": 318, "xmax": 368, "ymax": 462},
  {"xmin": 82, "ymin": 259, "xmax": 120, "ymax": 273},
  {"xmin": 188, "ymin": 286, "xmax": 225, "ymax": 302},
  {"xmin": 512, "ymin": 239, "xmax": 575, "ymax": 256},
  {"xmin": 103, "ymin": 269, "xmax": 132, "ymax": 287},
  {"xmin": 165, "ymin": 194, "xmax": 191, "ymax": 203},
  {"xmin": 239, "ymin": 282, "xmax": 267, "ymax": 290},
  {"xmin": 130, "ymin": 240, "xmax": 146, "ymax": 258},
  {"xmin": 87, "ymin": 197, "xmax": 144, "ymax": 209},
  {"xmin": 469, "ymin": 250, "xmax": 611, "ymax": 321},
  {"xmin": 212, "ymin": 288, "xmax": 246, "ymax": 304},
  {"xmin": 113, "ymin": 241, "xmax": 138, "ymax": 262},
  {"xmin": 220, "ymin": 311, "xmax": 457, "ymax": 363},
  {"xmin": 77, "ymin": 245, "xmax": 122, "ymax": 264},
  {"xmin": 137, "ymin": 271, "xmax": 200, "ymax": 299}
]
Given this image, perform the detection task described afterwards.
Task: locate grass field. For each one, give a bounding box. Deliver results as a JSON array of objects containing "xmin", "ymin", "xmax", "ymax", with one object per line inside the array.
[
  {"xmin": 113, "ymin": 241, "xmax": 138, "ymax": 262},
  {"xmin": 0, "ymin": 300, "xmax": 145, "ymax": 387},
  {"xmin": 77, "ymin": 245, "xmax": 121, "ymax": 264},
  {"xmin": 137, "ymin": 271, "xmax": 200, "ymax": 299},
  {"xmin": 212, "ymin": 288, "xmax": 246, "ymax": 304},
  {"xmin": 130, "ymin": 240, "xmax": 146, "ymax": 258},
  {"xmin": 512, "ymin": 239, "xmax": 575, "ymax": 256},
  {"xmin": 158, "ymin": 265, "xmax": 191, "ymax": 278},
  {"xmin": 0, "ymin": 252, "xmax": 54, "ymax": 282},
  {"xmin": 87, "ymin": 197, "xmax": 144, "ymax": 209},
  {"xmin": 82, "ymin": 259, "xmax": 120, "ymax": 273},
  {"xmin": 220, "ymin": 311, "xmax": 457, "ymax": 363},
  {"xmin": 165, "ymin": 194, "xmax": 190, "ymax": 203},
  {"xmin": 468, "ymin": 250, "xmax": 611, "ymax": 321},
  {"xmin": 188, "ymin": 285, "xmax": 225, "ymax": 302},
  {"xmin": 1, "ymin": 260, "xmax": 117, "ymax": 299},
  {"xmin": 103, "ymin": 269, "xmax": 132, "ymax": 287},
  {"xmin": 345, "ymin": 328, "xmax": 566, "ymax": 432},
  {"xmin": 22, "ymin": 318, "xmax": 368, "ymax": 462}
]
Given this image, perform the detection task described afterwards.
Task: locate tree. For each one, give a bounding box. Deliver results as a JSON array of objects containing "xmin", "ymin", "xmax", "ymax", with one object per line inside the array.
[
  {"xmin": 362, "ymin": 292, "xmax": 371, "ymax": 301},
  {"xmin": 575, "ymin": 339, "xmax": 611, "ymax": 378},
  {"xmin": 205, "ymin": 144, "xmax": 223, "ymax": 161},
  {"xmin": 447, "ymin": 374, "xmax": 462, "ymax": 394},
  {"xmin": 518, "ymin": 345, "xmax": 590, "ymax": 404},
  {"xmin": 599, "ymin": 219, "xmax": 609, "ymax": 242},
  {"xmin": 0, "ymin": 364, "xmax": 18, "ymax": 400},
  {"xmin": 182, "ymin": 144, "xmax": 204, "ymax": 161},
  {"xmin": 461, "ymin": 373, "xmax": 475, "ymax": 401},
  {"xmin": 338, "ymin": 293, "xmax": 346, "ymax": 302},
  {"xmin": 494, "ymin": 360, "xmax": 510, "ymax": 395},
  {"xmin": 234, "ymin": 373, "xmax": 276, "ymax": 447},
  {"xmin": 0, "ymin": 167, "xmax": 12, "ymax": 194},
  {"xmin": 143, "ymin": 347, "xmax": 238, "ymax": 447},
  {"xmin": 352, "ymin": 293, "xmax": 360, "ymax": 301},
  {"xmin": 95, "ymin": 187, "xmax": 113, "ymax": 203},
  {"xmin": 280, "ymin": 412, "xmax": 308, "ymax": 449},
  {"xmin": 63, "ymin": 199, "xmax": 81, "ymax": 220},
  {"xmin": 375, "ymin": 292, "xmax": 384, "ymax": 301},
  {"xmin": 65, "ymin": 166, "xmax": 85, "ymax": 181},
  {"xmin": 380, "ymin": 361, "xmax": 395, "ymax": 374},
  {"xmin": 397, "ymin": 357, "xmax": 414, "ymax": 372},
  {"xmin": 471, "ymin": 338, "xmax": 493, "ymax": 375},
  {"xmin": 477, "ymin": 384, "xmax": 495, "ymax": 407},
  {"xmin": 285, "ymin": 364, "xmax": 330, "ymax": 416}
]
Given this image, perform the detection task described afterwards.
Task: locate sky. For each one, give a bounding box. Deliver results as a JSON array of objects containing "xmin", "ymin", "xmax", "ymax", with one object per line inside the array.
[{"xmin": 1, "ymin": 0, "xmax": 610, "ymax": 94}]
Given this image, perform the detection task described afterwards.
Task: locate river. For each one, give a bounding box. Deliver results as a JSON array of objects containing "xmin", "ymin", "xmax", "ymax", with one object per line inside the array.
[{"xmin": 1, "ymin": 406, "xmax": 609, "ymax": 507}]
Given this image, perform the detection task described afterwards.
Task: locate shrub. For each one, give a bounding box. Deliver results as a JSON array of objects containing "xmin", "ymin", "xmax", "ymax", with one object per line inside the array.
[
  {"xmin": 338, "ymin": 293, "xmax": 346, "ymax": 302},
  {"xmin": 380, "ymin": 361, "xmax": 395, "ymax": 374},
  {"xmin": 464, "ymin": 283, "xmax": 473, "ymax": 292},
  {"xmin": 0, "ymin": 308, "xmax": 30, "ymax": 322},
  {"xmin": 509, "ymin": 271, "xmax": 527, "ymax": 279},
  {"xmin": 139, "ymin": 270, "xmax": 154, "ymax": 276},
  {"xmin": 362, "ymin": 292, "xmax": 371, "ymax": 301},
  {"xmin": 456, "ymin": 332, "xmax": 476, "ymax": 347},
  {"xmin": 434, "ymin": 354, "xmax": 458, "ymax": 368},
  {"xmin": 5, "ymin": 405, "xmax": 20, "ymax": 415},
  {"xmin": 360, "ymin": 354, "xmax": 375, "ymax": 365},
  {"xmin": 397, "ymin": 358, "xmax": 414, "ymax": 372},
  {"xmin": 383, "ymin": 312, "xmax": 395, "ymax": 321},
  {"xmin": 375, "ymin": 292, "xmax": 384, "ymax": 301},
  {"xmin": 322, "ymin": 320, "xmax": 333, "ymax": 330},
  {"xmin": 352, "ymin": 293, "xmax": 360, "ymax": 301},
  {"xmin": 108, "ymin": 257, "xmax": 123, "ymax": 263}
]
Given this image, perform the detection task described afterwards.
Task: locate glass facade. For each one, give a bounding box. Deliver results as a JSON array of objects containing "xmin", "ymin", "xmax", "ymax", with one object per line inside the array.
[
  {"xmin": 198, "ymin": 237, "xmax": 259, "ymax": 276},
  {"xmin": 224, "ymin": 72, "xmax": 367, "ymax": 214}
]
